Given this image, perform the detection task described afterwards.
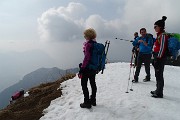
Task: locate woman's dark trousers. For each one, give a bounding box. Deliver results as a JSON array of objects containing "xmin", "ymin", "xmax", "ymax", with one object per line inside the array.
[{"xmin": 81, "ymin": 70, "xmax": 97, "ymax": 103}]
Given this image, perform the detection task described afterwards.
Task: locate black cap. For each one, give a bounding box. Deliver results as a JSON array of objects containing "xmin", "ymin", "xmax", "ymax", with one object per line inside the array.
[{"xmin": 154, "ymin": 16, "xmax": 167, "ymax": 28}]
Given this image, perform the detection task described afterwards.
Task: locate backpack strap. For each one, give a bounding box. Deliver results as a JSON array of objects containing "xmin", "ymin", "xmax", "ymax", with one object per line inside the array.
[
  {"xmin": 145, "ymin": 36, "xmax": 149, "ymax": 43},
  {"xmin": 157, "ymin": 33, "xmax": 166, "ymax": 44},
  {"xmin": 89, "ymin": 40, "xmax": 96, "ymax": 56},
  {"xmin": 146, "ymin": 34, "xmax": 153, "ymax": 43},
  {"xmin": 157, "ymin": 35, "xmax": 161, "ymax": 44},
  {"xmin": 157, "ymin": 32, "xmax": 170, "ymax": 44},
  {"xmin": 139, "ymin": 34, "xmax": 151, "ymax": 43}
]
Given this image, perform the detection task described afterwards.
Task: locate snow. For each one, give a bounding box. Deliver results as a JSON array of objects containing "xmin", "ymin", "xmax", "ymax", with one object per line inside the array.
[
  {"xmin": 40, "ymin": 62, "xmax": 180, "ymax": 120},
  {"xmin": 24, "ymin": 91, "xmax": 29, "ymax": 97}
]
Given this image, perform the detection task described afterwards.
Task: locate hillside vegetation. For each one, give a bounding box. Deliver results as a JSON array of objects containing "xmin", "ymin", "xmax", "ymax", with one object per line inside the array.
[{"xmin": 0, "ymin": 73, "xmax": 76, "ymax": 120}]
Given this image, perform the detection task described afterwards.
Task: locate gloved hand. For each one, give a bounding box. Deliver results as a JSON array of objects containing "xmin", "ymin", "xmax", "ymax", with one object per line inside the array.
[
  {"xmin": 78, "ymin": 63, "xmax": 83, "ymax": 73},
  {"xmin": 79, "ymin": 63, "xmax": 82, "ymax": 68},
  {"xmin": 79, "ymin": 67, "xmax": 84, "ymax": 74},
  {"xmin": 78, "ymin": 63, "xmax": 83, "ymax": 79},
  {"xmin": 78, "ymin": 73, "xmax": 82, "ymax": 79}
]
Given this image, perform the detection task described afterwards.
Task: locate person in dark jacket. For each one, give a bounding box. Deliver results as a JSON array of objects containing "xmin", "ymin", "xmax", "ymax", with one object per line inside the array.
[
  {"xmin": 78, "ymin": 28, "xmax": 97, "ymax": 108},
  {"xmin": 151, "ymin": 16, "xmax": 169, "ymax": 98},
  {"xmin": 132, "ymin": 32, "xmax": 139, "ymax": 67},
  {"xmin": 132, "ymin": 28, "xmax": 153, "ymax": 83}
]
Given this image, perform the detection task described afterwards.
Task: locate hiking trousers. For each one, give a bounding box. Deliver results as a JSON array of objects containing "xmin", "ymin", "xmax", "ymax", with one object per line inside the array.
[
  {"xmin": 153, "ymin": 56, "xmax": 166, "ymax": 95},
  {"xmin": 134, "ymin": 51, "xmax": 139, "ymax": 67},
  {"xmin": 134, "ymin": 53, "xmax": 151, "ymax": 80},
  {"xmin": 81, "ymin": 70, "xmax": 97, "ymax": 103}
]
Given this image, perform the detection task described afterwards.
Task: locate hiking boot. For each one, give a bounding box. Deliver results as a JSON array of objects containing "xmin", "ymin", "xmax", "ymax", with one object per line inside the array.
[
  {"xmin": 90, "ymin": 101, "xmax": 96, "ymax": 106},
  {"xmin": 90, "ymin": 96, "xmax": 96, "ymax": 106},
  {"xmin": 151, "ymin": 93, "xmax": 163, "ymax": 98},
  {"xmin": 90, "ymin": 99, "xmax": 96, "ymax": 106},
  {"xmin": 80, "ymin": 102, "xmax": 91, "ymax": 109},
  {"xmin": 132, "ymin": 79, "xmax": 138, "ymax": 83},
  {"xmin": 143, "ymin": 78, "xmax": 150, "ymax": 82},
  {"xmin": 143, "ymin": 76, "xmax": 150, "ymax": 82},
  {"xmin": 132, "ymin": 76, "xmax": 138, "ymax": 83},
  {"xmin": 150, "ymin": 90, "xmax": 156, "ymax": 94}
]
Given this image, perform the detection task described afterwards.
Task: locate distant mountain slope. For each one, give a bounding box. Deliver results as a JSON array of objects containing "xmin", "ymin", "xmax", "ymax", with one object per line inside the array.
[
  {"xmin": 0, "ymin": 73, "xmax": 76, "ymax": 120},
  {"xmin": 0, "ymin": 50, "xmax": 57, "ymax": 93},
  {"xmin": 0, "ymin": 67, "xmax": 78, "ymax": 109}
]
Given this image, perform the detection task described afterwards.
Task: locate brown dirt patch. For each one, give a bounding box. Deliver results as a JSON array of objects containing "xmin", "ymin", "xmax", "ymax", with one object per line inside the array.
[{"xmin": 0, "ymin": 74, "xmax": 76, "ymax": 120}]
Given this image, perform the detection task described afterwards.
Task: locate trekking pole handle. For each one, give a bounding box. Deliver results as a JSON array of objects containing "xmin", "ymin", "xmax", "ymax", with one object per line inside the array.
[{"xmin": 101, "ymin": 41, "xmax": 110, "ymax": 74}]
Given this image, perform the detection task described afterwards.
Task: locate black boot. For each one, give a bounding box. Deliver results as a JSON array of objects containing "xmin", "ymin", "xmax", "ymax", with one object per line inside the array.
[
  {"xmin": 143, "ymin": 76, "xmax": 150, "ymax": 82},
  {"xmin": 132, "ymin": 79, "xmax": 138, "ymax": 83},
  {"xmin": 150, "ymin": 90, "xmax": 156, "ymax": 94},
  {"xmin": 132, "ymin": 76, "xmax": 138, "ymax": 83},
  {"xmin": 80, "ymin": 102, "xmax": 91, "ymax": 109},
  {"xmin": 90, "ymin": 97, "xmax": 96, "ymax": 106},
  {"xmin": 151, "ymin": 93, "xmax": 163, "ymax": 98}
]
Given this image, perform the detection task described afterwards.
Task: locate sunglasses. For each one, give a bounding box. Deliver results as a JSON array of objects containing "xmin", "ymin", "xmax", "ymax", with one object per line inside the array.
[{"xmin": 154, "ymin": 26, "xmax": 158, "ymax": 29}]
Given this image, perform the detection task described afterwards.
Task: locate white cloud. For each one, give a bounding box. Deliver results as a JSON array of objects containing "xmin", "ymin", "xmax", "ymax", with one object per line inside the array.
[
  {"xmin": 38, "ymin": 2, "xmax": 130, "ymax": 43},
  {"xmin": 37, "ymin": 0, "xmax": 180, "ymax": 44},
  {"xmin": 85, "ymin": 15, "xmax": 128, "ymax": 40},
  {"xmin": 37, "ymin": 0, "xmax": 180, "ymax": 68},
  {"xmin": 121, "ymin": 0, "xmax": 180, "ymax": 35},
  {"xmin": 38, "ymin": 2, "xmax": 86, "ymax": 42}
]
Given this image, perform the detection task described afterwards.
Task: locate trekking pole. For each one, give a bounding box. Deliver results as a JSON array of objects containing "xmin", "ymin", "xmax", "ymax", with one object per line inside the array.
[
  {"xmin": 101, "ymin": 41, "xmax": 110, "ymax": 74},
  {"xmin": 126, "ymin": 52, "xmax": 133, "ymax": 93},
  {"xmin": 98, "ymin": 41, "xmax": 108, "ymax": 73},
  {"xmin": 115, "ymin": 38, "xmax": 133, "ymax": 42},
  {"xmin": 130, "ymin": 53, "xmax": 136, "ymax": 91}
]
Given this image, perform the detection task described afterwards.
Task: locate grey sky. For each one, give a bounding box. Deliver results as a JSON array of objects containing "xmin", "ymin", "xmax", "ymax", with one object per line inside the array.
[{"xmin": 0, "ymin": 0, "xmax": 180, "ymax": 91}]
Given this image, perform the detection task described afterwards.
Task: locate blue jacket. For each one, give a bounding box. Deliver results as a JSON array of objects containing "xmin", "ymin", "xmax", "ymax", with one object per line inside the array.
[{"xmin": 132, "ymin": 34, "xmax": 153, "ymax": 54}]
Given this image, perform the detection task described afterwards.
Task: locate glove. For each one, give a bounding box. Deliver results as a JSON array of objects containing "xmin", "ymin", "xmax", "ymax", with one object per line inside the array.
[
  {"xmin": 79, "ymin": 67, "xmax": 85, "ymax": 74},
  {"xmin": 78, "ymin": 73, "xmax": 82, "ymax": 79},
  {"xmin": 78, "ymin": 63, "xmax": 83, "ymax": 73},
  {"xmin": 78, "ymin": 63, "xmax": 83, "ymax": 79},
  {"xmin": 78, "ymin": 68, "xmax": 84, "ymax": 79},
  {"xmin": 79, "ymin": 63, "xmax": 82, "ymax": 68}
]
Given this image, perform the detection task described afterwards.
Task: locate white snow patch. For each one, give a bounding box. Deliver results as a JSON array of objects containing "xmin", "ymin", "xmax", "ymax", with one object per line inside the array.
[{"xmin": 40, "ymin": 62, "xmax": 180, "ymax": 120}]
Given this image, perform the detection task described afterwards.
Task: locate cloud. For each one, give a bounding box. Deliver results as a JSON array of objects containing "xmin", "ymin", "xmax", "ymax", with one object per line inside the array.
[
  {"xmin": 37, "ymin": 0, "xmax": 180, "ymax": 68},
  {"xmin": 121, "ymin": 0, "xmax": 180, "ymax": 35},
  {"xmin": 38, "ymin": 2, "xmax": 131, "ymax": 43},
  {"xmin": 85, "ymin": 14, "xmax": 131, "ymax": 40},
  {"xmin": 38, "ymin": 2, "xmax": 86, "ymax": 42}
]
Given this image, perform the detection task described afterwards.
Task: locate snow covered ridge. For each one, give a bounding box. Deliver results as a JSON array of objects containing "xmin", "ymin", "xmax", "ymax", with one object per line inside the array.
[{"xmin": 40, "ymin": 62, "xmax": 180, "ymax": 120}]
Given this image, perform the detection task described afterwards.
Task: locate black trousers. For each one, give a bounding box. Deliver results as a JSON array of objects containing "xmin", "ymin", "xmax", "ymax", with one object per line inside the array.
[
  {"xmin": 132, "ymin": 47, "xmax": 139, "ymax": 66},
  {"xmin": 134, "ymin": 51, "xmax": 139, "ymax": 66},
  {"xmin": 153, "ymin": 56, "xmax": 166, "ymax": 95},
  {"xmin": 134, "ymin": 53, "xmax": 152, "ymax": 80},
  {"xmin": 81, "ymin": 70, "xmax": 97, "ymax": 103}
]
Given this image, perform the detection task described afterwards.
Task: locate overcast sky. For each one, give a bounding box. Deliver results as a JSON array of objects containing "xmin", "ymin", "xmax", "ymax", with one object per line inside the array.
[{"xmin": 0, "ymin": 0, "xmax": 180, "ymax": 90}]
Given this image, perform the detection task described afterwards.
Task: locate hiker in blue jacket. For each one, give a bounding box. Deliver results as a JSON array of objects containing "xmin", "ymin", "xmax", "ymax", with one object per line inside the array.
[{"xmin": 132, "ymin": 28, "xmax": 153, "ymax": 83}]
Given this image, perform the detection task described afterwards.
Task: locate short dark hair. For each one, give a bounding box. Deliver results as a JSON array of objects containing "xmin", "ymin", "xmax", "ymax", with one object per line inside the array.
[
  {"xmin": 140, "ymin": 28, "xmax": 146, "ymax": 33},
  {"xmin": 134, "ymin": 32, "xmax": 138, "ymax": 36}
]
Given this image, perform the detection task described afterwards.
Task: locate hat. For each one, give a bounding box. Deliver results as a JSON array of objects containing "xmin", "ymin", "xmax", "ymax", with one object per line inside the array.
[{"xmin": 154, "ymin": 16, "xmax": 167, "ymax": 28}]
